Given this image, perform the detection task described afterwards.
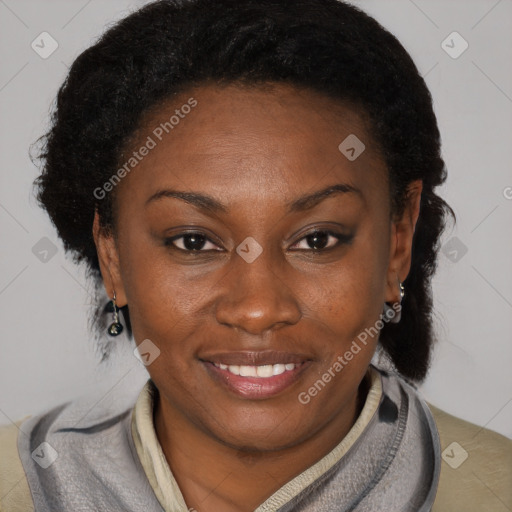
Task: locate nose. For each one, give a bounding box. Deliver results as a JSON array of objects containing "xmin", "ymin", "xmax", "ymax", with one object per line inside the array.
[{"xmin": 214, "ymin": 250, "xmax": 302, "ymax": 335}]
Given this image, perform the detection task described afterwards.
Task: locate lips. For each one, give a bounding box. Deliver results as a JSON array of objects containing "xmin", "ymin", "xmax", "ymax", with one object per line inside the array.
[{"xmin": 200, "ymin": 351, "xmax": 312, "ymax": 399}]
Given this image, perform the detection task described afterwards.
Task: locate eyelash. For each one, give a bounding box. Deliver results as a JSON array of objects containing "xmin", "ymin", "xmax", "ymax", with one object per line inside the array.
[{"xmin": 164, "ymin": 230, "xmax": 353, "ymax": 254}]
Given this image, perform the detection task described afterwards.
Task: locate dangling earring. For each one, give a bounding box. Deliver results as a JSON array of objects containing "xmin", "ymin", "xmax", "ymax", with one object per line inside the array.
[
  {"xmin": 399, "ymin": 281, "xmax": 405, "ymax": 300},
  {"xmin": 107, "ymin": 290, "xmax": 124, "ymax": 336},
  {"xmin": 382, "ymin": 279, "xmax": 405, "ymax": 324}
]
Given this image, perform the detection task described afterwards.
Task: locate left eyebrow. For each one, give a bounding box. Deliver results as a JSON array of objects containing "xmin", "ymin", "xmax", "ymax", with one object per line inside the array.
[
  {"xmin": 144, "ymin": 183, "xmax": 363, "ymax": 215},
  {"xmin": 287, "ymin": 183, "xmax": 364, "ymax": 212}
]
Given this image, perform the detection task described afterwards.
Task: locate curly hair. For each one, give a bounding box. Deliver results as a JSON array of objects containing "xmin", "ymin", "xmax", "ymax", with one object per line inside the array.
[{"xmin": 31, "ymin": 0, "xmax": 455, "ymax": 383}]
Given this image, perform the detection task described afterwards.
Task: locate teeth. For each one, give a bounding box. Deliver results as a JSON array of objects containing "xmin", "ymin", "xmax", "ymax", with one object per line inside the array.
[
  {"xmin": 256, "ymin": 365, "xmax": 274, "ymax": 378},
  {"xmin": 228, "ymin": 365, "xmax": 240, "ymax": 375},
  {"xmin": 272, "ymin": 364, "xmax": 285, "ymax": 375},
  {"xmin": 239, "ymin": 365, "xmax": 257, "ymax": 377},
  {"xmin": 214, "ymin": 362, "xmax": 299, "ymax": 377}
]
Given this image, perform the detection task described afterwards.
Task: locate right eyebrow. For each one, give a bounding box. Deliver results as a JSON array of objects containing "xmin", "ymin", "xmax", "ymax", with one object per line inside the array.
[{"xmin": 144, "ymin": 189, "xmax": 228, "ymax": 214}]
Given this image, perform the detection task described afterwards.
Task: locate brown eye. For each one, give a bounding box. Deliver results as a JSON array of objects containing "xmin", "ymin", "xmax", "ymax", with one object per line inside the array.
[
  {"xmin": 165, "ymin": 232, "xmax": 221, "ymax": 252},
  {"xmin": 290, "ymin": 230, "xmax": 352, "ymax": 251},
  {"xmin": 305, "ymin": 231, "xmax": 330, "ymax": 250}
]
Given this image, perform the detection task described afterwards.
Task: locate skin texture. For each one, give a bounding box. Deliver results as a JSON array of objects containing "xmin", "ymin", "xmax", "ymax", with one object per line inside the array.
[{"xmin": 93, "ymin": 82, "xmax": 422, "ymax": 512}]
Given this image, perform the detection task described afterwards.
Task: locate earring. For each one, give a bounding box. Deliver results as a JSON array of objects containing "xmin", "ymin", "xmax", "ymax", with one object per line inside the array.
[
  {"xmin": 107, "ymin": 290, "xmax": 124, "ymax": 336},
  {"xmin": 382, "ymin": 279, "xmax": 405, "ymax": 324}
]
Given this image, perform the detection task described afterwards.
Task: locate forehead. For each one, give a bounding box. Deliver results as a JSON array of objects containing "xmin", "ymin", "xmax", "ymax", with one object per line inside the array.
[{"xmin": 114, "ymin": 82, "xmax": 388, "ymax": 209}]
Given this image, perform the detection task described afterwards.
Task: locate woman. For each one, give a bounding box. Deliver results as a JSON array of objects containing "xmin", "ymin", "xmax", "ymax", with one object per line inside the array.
[{"xmin": 1, "ymin": 0, "xmax": 510, "ymax": 511}]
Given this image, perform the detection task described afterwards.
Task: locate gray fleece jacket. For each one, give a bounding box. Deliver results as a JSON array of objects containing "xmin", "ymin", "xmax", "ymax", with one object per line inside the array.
[{"xmin": 16, "ymin": 365, "xmax": 440, "ymax": 511}]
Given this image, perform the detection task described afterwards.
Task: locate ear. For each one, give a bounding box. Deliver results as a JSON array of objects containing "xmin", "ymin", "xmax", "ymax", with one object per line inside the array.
[
  {"xmin": 385, "ymin": 179, "xmax": 423, "ymax": 303},
  {"xmin": 92, "ymin": 209, "xmax": 127, "ymax": 307}
]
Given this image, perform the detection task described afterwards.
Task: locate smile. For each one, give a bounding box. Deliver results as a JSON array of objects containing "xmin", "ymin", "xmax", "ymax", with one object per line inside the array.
[{"xmin": 202, "ymin": 352, "xmax": 312, "ymax": 399}]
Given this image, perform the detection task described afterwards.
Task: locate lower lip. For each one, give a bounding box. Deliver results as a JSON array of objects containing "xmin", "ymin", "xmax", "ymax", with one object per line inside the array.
[{"xmin": 203, "ymin": 361, "xmax": 311, "ymax": 400}]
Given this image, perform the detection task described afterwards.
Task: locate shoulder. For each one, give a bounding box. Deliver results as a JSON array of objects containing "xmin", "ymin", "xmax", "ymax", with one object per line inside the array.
[
  {"xmin": 0, "ymin": 418, "xmax": 34, "ymax": 512},
  {"xmin": 0, "ymin": 385, "xmax": 145, "ymax": 512},
  {"xmin": 427, "ymin": 402, "xmax": 512, "ymax": 512}
]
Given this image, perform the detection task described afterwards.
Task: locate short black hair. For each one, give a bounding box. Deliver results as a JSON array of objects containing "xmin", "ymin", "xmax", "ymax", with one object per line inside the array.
[{"xmin": 32, "ymin": 0, "xmax": 455, "ymax": 383}]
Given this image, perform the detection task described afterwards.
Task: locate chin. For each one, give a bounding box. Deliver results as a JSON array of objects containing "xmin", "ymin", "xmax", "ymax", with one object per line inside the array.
[{"xmin": 207, "ymin": 417, "xmax": 312, "ymax": 454}]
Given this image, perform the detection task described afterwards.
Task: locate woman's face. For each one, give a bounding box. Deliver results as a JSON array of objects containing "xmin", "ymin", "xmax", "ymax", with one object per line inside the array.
[{"xmin": 94, "ymin": 83, "xmax": 421, "ymax": 452}]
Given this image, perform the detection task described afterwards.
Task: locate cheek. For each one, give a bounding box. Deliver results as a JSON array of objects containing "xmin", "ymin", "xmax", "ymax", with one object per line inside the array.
[
  {"xmin": 117, "ymin": 230, "xmax": 209, "ymax": 343},
  {"xmin": 349, "ymin": 218, "xmax": 390, "ymax": 313},
  {"xmin": 302, "ymin": 239, "xmax": 388, "ymax": 338}
]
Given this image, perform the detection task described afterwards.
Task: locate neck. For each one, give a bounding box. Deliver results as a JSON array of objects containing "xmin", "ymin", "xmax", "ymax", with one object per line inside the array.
[{"xmin": 154, "ymin": 373, "xmax": 370, "ymax": 512}]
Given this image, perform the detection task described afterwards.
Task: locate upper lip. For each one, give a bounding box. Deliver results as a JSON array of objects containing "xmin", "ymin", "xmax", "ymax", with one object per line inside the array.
[{"xmin": 201, "ymin": 350, "xmax": 312, "ymax": 366}]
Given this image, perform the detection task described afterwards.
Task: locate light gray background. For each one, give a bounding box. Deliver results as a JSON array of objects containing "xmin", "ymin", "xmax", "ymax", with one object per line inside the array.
[{"xmin": 1, "ymin": 0, "xmax": 511, "ymax": 439}]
